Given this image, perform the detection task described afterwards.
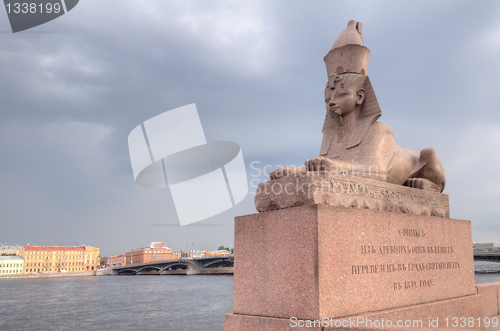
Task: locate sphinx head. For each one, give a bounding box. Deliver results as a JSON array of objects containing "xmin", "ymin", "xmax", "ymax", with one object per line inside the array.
[
  {"xmin": 322, "ymin": 21, "xmax": 381, "ymax": 149},
  {"xmin": 325, "ymin": 74, "xmax": 367, "ymax": 118}
]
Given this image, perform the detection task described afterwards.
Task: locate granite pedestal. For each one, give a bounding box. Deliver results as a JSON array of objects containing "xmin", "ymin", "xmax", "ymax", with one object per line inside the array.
[{"xmin": 224, "ymin": 203, "xmax": 495, "ymax": 330}]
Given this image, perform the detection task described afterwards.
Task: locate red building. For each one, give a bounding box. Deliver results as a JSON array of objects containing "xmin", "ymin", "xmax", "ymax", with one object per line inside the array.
[
  {"xmin": 108, "ymin": 254, "xmax": 127, "ymax": 267},
  {"xmin": 125, "ymin": 242, "xmax": 174, "ymax": 265}
]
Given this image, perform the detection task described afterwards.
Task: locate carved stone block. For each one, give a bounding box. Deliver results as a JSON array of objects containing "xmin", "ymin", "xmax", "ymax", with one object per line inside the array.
[{"xmin": 255, "ymin": 172, "xmax": 450, "ymax": 218}]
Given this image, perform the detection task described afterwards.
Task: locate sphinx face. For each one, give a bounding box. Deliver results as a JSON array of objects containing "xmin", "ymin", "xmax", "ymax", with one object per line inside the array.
[
  {"xmin": 325, "ymin": 74, "xmax": 366, "ymax": 118},
  {"xmin": 325, "ymin": 83, "xmax": 358, "ymax": 118}
]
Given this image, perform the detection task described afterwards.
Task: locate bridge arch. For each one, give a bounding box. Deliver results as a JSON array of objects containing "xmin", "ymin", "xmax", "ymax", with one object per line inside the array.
[
  {"xmin": 203, "ymin": 259, "xmax": 234, "ymax": 268},
  {"xmin": 136, "ymin": 266, "xmax": 162, "ymax": 274},
  {"xmin": 474, "ymin": 254, "xmax": 500, "ymax": 263},
  {"xmin": 113, "ymin": 255, "xmax": 234, "ymax": 275},
  {"xmin": 161, "ymin": 261, "xmax": 198, "ymax": 271}
]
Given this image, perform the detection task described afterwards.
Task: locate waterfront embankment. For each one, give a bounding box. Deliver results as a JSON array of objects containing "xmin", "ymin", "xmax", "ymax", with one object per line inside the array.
[
  {"xmin": 0, "ymin": 266, "xmax": 235, "ymax": 279},
  {"xmin": 0, "ymin": 268, "xmax": 114, "ymax": 279}
]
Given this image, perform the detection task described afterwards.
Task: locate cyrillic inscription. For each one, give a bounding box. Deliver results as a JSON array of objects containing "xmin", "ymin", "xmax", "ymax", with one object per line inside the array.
[
  {"xmin": 352, "ymin": 222, "xmax": 463, "ymax": 293},
  {"xmin": 399, "ymin": 228, "xmax": 425, "ymax": 237},
  {"xmin": 351, "ymin": 262, "xmax": 460, "ymax": 275},
  {"xmin": 393, "ymin": 279, "xmax": 434, "ymax": 290},
  {"xmin": 321, "ymin": 179, "xmax": 449, "ymax": 209},
  {"xmin": 360, "ymin": 245, "xmax": 453, "ymax": 254}
]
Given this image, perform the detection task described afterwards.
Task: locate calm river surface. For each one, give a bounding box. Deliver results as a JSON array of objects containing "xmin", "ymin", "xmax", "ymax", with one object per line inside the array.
[
  {"xmin": 0, "ymin": 263, "xmax": 499, "ymax": 331},
  {"xmin": 0, "ymin": 275, "xmax": 233, "ymax": 331}
]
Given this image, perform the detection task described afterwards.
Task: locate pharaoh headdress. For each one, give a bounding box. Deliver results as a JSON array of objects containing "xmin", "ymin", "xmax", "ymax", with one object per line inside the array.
[{"xmin": 320, "ymin": 20, "xmax": 382, "ymax": 155}]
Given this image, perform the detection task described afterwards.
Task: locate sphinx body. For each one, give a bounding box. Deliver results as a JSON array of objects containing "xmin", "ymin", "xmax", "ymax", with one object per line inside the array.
[
  {"xmin": 270, "ymin": 20, "xmax": 446, "ymax": 193},
  {"xmin": 317, "ymin": 102, "xmax": 446, "ymax": 192}
]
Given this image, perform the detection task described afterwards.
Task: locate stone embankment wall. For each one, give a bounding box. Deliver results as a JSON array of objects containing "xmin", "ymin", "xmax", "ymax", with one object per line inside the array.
[{"xmin": 0, "ymin": 268, "xmax": 116, "ymax": 279}]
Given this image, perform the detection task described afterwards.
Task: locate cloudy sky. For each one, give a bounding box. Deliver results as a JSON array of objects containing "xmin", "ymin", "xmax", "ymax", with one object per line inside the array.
[{"xmin": 1, "ymin": 0, "xmax": 500, "ymax": 256}]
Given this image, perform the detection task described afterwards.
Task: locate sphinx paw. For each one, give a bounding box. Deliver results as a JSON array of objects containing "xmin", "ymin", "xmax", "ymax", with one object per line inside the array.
[
  {"xmin": 405, "ymin": 178, "xmax": 440, "ymax": 192},
  {"xmin": 270, "ymin": 167, "xmax": 306, "ymax": 180}
]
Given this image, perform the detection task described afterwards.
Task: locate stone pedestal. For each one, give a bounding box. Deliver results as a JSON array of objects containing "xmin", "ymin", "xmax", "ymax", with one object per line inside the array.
[{"xmin": 224, "ymin": 204, "xmax": 491, "ymax": 330}]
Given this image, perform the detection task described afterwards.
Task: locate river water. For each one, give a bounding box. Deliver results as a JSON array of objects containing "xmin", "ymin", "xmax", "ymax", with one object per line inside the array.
[
  {"xmin": 0, "ymin": 262, "xmax": 498, "ymax": 331},
  {"xmin": 0, "ymin": 275, "xmax": 233, "ymax": 331},
  {"xmin": 474, "ymin": 261, "xmax": 500, "ymax": 284}
]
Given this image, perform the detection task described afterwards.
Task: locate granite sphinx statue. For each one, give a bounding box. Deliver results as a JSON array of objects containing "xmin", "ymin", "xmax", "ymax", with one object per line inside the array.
[{"xmin": 270, "ymin": 20, "xmax": 446, "ymax": 193}]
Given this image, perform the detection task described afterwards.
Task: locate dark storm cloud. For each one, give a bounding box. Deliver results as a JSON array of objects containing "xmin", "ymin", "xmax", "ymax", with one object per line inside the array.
[{"xmin": 1, "ymin": 1, "xmax": 500, "ymax": 254}]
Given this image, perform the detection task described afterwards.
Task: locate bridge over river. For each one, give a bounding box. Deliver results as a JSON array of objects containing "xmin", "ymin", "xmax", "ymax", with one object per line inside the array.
[
  {"xmin": 474, "ymin": 252, "xmax": 500, "ymax": 263},
  {"xmin": 112, "ymin": 253, "xmax": 498, "ymax": 275},
  {"xmin": 113, "ymin": 255, "xmax": 234, "ymax": 275}
]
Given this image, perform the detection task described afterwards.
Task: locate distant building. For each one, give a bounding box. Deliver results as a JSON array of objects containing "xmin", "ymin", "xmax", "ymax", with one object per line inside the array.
[
  {"xmin": 125, "ymin": 243, "xmax": 174, "ymax": 265},
  {"xmin": 206, "ymin": 250, "xmax": 232, "ymax": 257},
  {"xmin": 108, "ymin": 254, "xmax": 127, "ymax": 268},
  {"xmin": 0, "ymin": 245, "xmax": 22, "ymax": 256},
  {"xmin": 0, "ymin": 256, "xmax": 24, "ymax": 275},
  {"xmin": 19, "ymin": 245, "xmax": 100, "ymax": 273},
  {"xmin": 474, "ymin": 243, "xmax": 500, "ymax": 250},
  {"xmin": 178, "ymin": 250, "xmax": 210, "ymax": 258}
]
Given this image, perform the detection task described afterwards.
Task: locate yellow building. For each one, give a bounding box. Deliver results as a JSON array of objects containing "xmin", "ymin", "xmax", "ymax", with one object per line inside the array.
[
  {"xmin": 84, "ymin": 246, "xmax": 100, "ymax": 271},
  {"xmin": 19, "ymin": 245, "xmax": 100, "ymax": 273}
]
